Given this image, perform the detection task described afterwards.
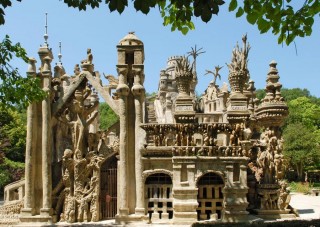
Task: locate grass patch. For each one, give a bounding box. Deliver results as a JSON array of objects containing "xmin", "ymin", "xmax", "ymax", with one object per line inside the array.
[{"xmin": 288, "ymin": 181, "xmax": 320, "ymax": 194}]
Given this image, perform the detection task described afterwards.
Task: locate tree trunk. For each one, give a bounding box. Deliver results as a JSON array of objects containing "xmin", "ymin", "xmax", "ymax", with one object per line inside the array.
[{"xmin": 296, "ymin": 162, "xmax": 304, "ymax": 181}]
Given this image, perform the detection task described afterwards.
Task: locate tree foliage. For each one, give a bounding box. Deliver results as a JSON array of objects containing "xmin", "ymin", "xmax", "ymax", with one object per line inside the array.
[
  {"xmin": 256, "ymin": 87, "xmax": 320, "ymax": 104},
  {"xmin": 99, "ymin": 102, "xmax": 119, "ymax": 130},
  {"xmin": 0, "ymin": 106, "xmax": 26, "ymax": 162},
  {"xmin": 59, "ymin": 0, "xmax": 320, "ymax": 44},
  {"xmin": 0, "ymin": 106, "xmax": 25, "ymax": 194},
  {"xmin": 283, "ymin": 122, "xmax": 320, "ymax": 180},
  {"xmin": 286, "ymin": 96, "xmax": 320, "ymax": 129},
  {"xmin": 0, "ymin": 35, "xmax": 47, "ymax": 108},
  {"xmin": 0, "ymin": 157, "xmax": 25, "ymax": 195},
  {"xmin": 280, "ymin": 92, "xmax": 320, "ymax": 180},
  {"xmin": 1, "ymin": 1, "xmax": 319, "ymax": 44}
]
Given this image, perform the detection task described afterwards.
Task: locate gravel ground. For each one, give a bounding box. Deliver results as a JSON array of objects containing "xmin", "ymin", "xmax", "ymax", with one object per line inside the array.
[
  {"xmin": 290, "ymin": 193, "xmax": 320, "ymax": 219},
  {"xmin": 0, "ymin": 193, "xmax": 319, "ymax": 226}
]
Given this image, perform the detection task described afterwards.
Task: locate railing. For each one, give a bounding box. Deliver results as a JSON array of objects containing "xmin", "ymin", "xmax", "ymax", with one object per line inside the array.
[{"xmin": 3, "ymin": 179, "xmax": 25, "ymax": 204}]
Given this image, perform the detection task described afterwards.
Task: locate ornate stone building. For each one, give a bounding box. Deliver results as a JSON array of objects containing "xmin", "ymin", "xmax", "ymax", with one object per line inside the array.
[{"xmin": 0, "ymin": 33, "xmax": 295, "ymax": 225}]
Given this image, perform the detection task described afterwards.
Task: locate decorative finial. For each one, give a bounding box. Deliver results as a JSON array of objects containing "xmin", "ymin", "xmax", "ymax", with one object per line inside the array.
[
  {"xmin": 187, "ymin": 45, "xmax": 205, "ymax": 78},
  {"xmin": 58, "ymin": 41, "xmax": 62, "ymax": 63},
  {"xmin": 44, "ymin": 12, "xmax": 49, "ymax": 46},
  {"xmin": 129, "ymin": 31, "xmax": 135, "ymax": 35},
  {"xmin": 204, "ymin": 65, "xmax": 223, "ymax": 85}
]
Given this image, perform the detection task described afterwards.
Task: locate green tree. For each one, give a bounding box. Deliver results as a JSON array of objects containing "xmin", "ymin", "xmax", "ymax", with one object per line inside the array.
[
  {"xmin": 286, "ymin": 96, "xmax": 320, "ymax": 129},
  {"xmin": 0, "ymin": 157, "xmax": 25, "ymax": 196},
  {"xmin": 2, "ymin": 1, "xmax": 320, "ymax": 45},
  {"xmin": 255, "ymin": 89, "xmax": 266, "ymax": 101},
  {"xmin": 61, "ymin": 0, "xmax": 319, "ymax": 45},
  {"xmin": 283, "ymin": 122, "xmax": 320, "ymax": 180},
  {"xmin": 281, "ymin": 88, "xmax": 311, "ymax": 102},
  {"xmin": 0, "ymin": 35, "xmax": 46, "ymax": 108},
  {"xmin": 255, "ymin": 88, "xmax": 320, "ymax": 106},
  {"xmin": 0, "ymin": 106, "xmax": 25, "ymax": 195},
  {"xmin": 99, "ymin": 102, "xmax": 119, "ymax": 130},
  {"xmin": 0, "ymin": 107, "xmax": 26, "ymax": 162}
]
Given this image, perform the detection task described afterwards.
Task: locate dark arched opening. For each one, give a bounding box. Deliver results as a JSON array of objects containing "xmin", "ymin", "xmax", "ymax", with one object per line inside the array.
[
  {"xmin": 145, "ymin": 173, "xmax": 173, "ymax": 220},
  {"xmin": 197, "ymin": 172, "xmax": 224, "ymax": 220}
]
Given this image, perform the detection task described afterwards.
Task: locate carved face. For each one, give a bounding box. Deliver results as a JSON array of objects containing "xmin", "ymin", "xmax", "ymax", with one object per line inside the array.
[{"xmin": 75, "ymin": 149, "xmax": 82, "ymax": 159}]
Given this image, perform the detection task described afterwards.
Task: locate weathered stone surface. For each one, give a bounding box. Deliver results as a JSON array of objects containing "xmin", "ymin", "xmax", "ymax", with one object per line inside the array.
[{"xmin": 0, "ymin": 33, "xmax": 293, "ymax": 226}]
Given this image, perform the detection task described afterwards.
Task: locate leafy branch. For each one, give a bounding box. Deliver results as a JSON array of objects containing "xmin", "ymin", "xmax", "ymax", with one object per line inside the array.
[{"xmin": 0, "ymin": 35, "xmax": 46, "ymax": 108}]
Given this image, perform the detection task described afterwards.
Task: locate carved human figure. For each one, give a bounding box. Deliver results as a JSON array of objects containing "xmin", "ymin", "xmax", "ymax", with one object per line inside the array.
[
  {"xmin": 229, "ymin": 130, "xmax": 236, "ymax": 146},
  {"xmin": 74, "ymin": 64, "xmax": 80, "ymax": 76},
  {"xmin": 257, "ymin": 147, "xmax": 274, "ymax": 184},
  {"xmin": 260, "ymin": 192, "xmax": 270, "ymax": 210},
  {"xmin": 278, "ymin": 181, "xmax": 290, "ymax": 210},
  {"xmin": 60, "ymin": 87, "xmax": 98, "ymax": 157},
  {"xmin": 274, "ymin": 147, "xmax": 284, "ymax": 181},
  {"xmin": 64, "ymin": 189, "xmax": 76, "ymax": 223},
  {"xmin": 77, "ymin": 176, "xmax": 98, "ymax": 222}
]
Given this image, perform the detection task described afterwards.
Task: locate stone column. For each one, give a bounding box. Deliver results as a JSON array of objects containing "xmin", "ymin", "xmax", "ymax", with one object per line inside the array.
[
  {"xmin": 240, "ymin": 164, "xmax": 247, "ymax": 186},
  {"xmin": 20, "ymin": 58, "xmax": 37, "ymax": 216},
  {"xmin": 132, "ymin": 65, "xmax": 145, "ymax": 216},
  {"xmin": 40, "ymin": 56, "xmax": 53, "ymax": 217},
  {"xmin": 115, "ymin": 65, "xmax": 129, "ymax": 217},
  {"xmin": 222, "ymin": 161, "xmax": 249, "ymax": 222},
  {"xmin": 172, "ymin": 157, "xmax": 198, "ymax": 223}
]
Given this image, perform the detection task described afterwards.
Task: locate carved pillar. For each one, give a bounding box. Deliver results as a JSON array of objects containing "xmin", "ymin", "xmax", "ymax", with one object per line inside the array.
[
  {"xmin": 116, "ymin": 65, "xmax": 129, "ymax": 217},
  {"xmin": 132, "ymin": 65, "xmax": 146, "ymax": 216},
  {"xmin": 172, "ymin": 157, "xmax": 198, "ymax": 223},
  {"xmin": 20, "ymin": 58, "xmax": 38, "ymax": 217},
  {"xmin": 41, "ymin": 56, "xmax": 53, "ymax": 217},
  {"xmin": 222, "ymin": 161, "xmax": 249, "ymax": 222}
]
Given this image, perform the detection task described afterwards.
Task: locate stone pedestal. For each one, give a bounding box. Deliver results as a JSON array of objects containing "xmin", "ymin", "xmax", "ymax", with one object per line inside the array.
[
  {"xmin": 174, "ymin": 96, "xmax": 196, "ymax": 123},
  {"xmin": 253, "ymin": 184, "xmax": 296, "ymax": 220},
  {"xmin": 222, "ymin": 187, "xmax": 249, "ymax": 222},
  {"xmin": 254, "ymin": 209, "xmax": 295, "ymax": 220},
  {"xmin": 172, "ymin": 188, "xmax": 198, "ymax": 223},
  {"xmin": 226, "ymin": 92, "xmax": 250, "ymax": 123}
]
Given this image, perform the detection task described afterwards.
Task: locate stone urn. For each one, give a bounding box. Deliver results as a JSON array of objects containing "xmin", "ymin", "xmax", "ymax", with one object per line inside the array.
[
  {"xmin": 174, "ymin": 57, "xmax": 193, "ymax": 99},
  {"xmin": 228, "ymin": 70, "xmax": 247, "ymax": 94}
]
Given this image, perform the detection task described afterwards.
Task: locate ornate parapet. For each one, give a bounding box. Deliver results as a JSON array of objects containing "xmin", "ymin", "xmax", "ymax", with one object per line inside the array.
[{"xmin": 141, "ymin": 123, "xmax": 254, "ymax": 159}]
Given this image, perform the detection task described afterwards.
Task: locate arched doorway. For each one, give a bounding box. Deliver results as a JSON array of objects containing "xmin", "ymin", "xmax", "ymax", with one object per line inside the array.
[
  {"xmin": 197, "ymin": 172, "xmax": 224, "ymax": 220},
  {"xmin": 100, "ymin": 155, "xmax": 117, "ymax": 220},
  {"xmin": 145, "ymin": 173, "xmax": 173, "ymax": 220}
]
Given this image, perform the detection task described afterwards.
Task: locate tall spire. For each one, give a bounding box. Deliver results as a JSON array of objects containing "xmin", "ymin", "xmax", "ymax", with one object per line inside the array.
[
  {"xmin": 38, "ymin": 12, "xmax": 53, "ymax": 64},
  {"xmin": 44, "ymin": 12, "xmax": 49, "ymax": 46},
  {"xmin": 58, "ymin": 41, "xmax": 62, "ymax": 64}
]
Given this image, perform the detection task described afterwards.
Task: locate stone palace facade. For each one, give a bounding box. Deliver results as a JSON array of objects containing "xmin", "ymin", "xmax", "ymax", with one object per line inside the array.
[{"xmin": 0, "ymin": 33, "xmax": 295, "ymax": 225}]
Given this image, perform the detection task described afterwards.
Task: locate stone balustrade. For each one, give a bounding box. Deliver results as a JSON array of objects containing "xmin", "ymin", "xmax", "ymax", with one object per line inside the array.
[{"xmin": 3, "ymin": 179, "xmax": 25, "ymax": 204}]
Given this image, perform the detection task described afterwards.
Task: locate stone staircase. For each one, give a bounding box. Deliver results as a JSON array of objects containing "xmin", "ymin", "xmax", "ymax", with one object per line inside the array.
[{"xmin": 146, "ymin": 99, "xmax": 157, "ymax": 123}]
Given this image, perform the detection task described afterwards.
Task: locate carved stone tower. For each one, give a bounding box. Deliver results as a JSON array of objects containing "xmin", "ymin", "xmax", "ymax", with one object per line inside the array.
[
  {"xmin": 20, "ymin": 29, "xmax": 54, "ymax": 223},
  {"xmin": 115, "ymin": 32, "xmax": 146, "ymax": 223}
]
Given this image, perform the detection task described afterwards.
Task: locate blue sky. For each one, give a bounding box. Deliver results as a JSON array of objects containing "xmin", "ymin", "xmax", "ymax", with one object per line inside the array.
[{"xmin": 1, "ymin": 0, "xmax": 319, "ymax": 97}]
